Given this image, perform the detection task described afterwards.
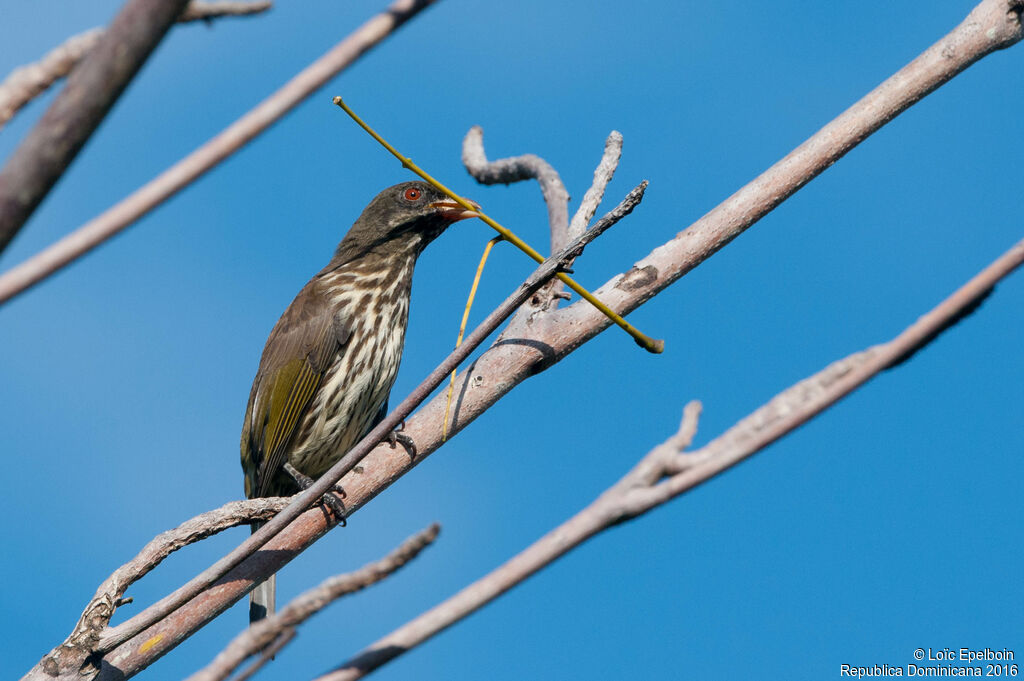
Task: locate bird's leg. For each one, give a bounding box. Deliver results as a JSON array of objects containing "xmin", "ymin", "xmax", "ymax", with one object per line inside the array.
[
  {"xmin": 283, "ymin": 462, "xmax": 347, "ymax": 526},
  {"xmin": 386, "ymin": 419, "xmax": 417, "ymax": 458}
]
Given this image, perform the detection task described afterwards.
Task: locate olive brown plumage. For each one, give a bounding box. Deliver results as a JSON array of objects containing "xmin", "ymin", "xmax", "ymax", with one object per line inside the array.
[{"xmin": 240, "ymin": 181, "xmax": 478, "ymax": 622}]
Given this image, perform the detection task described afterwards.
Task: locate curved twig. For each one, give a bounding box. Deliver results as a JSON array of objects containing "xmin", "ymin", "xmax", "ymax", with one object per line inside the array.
[
  {"xmin": 461, "ymin": 125, "xmax": 570, "ymax": 252},
  {"xmin": 38, "ymin": 497, "xmax": 289, "ymax": 681}
]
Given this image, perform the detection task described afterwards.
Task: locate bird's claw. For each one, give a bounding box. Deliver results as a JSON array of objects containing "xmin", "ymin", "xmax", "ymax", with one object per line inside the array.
[
  {"xmin": 324, "ymin": 492, "xmax": 348, "ymax": 527},
  {"xmin": 283, "ymin": 462, "xmax": 348, "ymax": 526},
  {"xmin": 386, "ymin": 426, "xmax": 417, "ymax": 458}
]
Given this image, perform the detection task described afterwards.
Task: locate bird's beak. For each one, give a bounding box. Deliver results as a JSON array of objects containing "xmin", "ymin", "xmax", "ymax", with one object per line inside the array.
[{"xmin": 431, "ymin": 198, "xmax": 481, "ymax": 223}]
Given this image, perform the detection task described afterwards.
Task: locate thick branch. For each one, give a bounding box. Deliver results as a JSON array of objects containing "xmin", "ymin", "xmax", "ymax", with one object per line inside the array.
[
  {"xmin": 0, "ymin": 0, "xmax": 441, "ymax": 305},
  {"xmin": 0, "ymin": 0, "xmax": 193, "ymax": 255},
  {"xmin": 319, "ymin": 237, "xmax": 1024, "ymax": 681},
  {"xmin": 187, "ymin": 524, "xmax": 439, "ymax": 681}
]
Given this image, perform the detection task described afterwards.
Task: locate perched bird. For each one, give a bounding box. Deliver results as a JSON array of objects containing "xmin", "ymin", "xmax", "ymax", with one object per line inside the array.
[{"xmin": 241, "ymin": 181, "xmax": 478, "ymax": 622}]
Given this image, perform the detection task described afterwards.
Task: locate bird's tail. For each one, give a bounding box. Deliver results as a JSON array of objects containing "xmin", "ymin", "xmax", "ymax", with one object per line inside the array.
[{"xmin": 249, "ymin": 520, "xmax": 275, "ymax": 624}]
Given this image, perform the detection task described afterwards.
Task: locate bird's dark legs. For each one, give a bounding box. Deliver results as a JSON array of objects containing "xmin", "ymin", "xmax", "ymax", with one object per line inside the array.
[
  {"xmin": 386, "ymin": 419, "xmax": 417, "ymax": 458},
  {"xmin": 283, "ymin": 462, "xmax": 347, "ymax": 526},
  {"xmin": 370, "ymin": 402, "xmax": 416, "ymax": 458},
  {"xmin": 282, "ymin": 461, "xmax": 319, "ymax": 491}
]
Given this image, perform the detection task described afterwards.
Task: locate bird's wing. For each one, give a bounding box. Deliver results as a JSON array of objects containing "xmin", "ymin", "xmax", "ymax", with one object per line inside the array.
[{"xmin": 241, "ymin": 283, "xmax": 351, "ymax": 498}]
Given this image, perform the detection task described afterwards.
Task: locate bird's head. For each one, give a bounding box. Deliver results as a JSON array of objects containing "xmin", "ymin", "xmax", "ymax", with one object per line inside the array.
[{"xmin": 332, "ymin": 181, "xmax": 480, "ymax": 265}]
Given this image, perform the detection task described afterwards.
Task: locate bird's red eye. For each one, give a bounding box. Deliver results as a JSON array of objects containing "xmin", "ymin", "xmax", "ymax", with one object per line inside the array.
[{"xmin": 403, "ymin": 187, "xmax": 421, "ymax": 201}]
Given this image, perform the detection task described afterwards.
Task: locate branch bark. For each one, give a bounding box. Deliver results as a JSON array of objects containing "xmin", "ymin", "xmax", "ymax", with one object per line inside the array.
[
  {"xmin": 0, "ymin": 0, "xmax": 194, "ymax": 255},
  {"xmin": 0, "ymin": 0, "xmax": 441, "ymax": 305},
  {"xmin": 319, "ymin": 237, "xmax": 1024, "ymax": 681},
  {"xmin": 68, "ymin": 1, "xmax": 1023, "ymax": 677},
  {"xmin": 0, "ymin": 1, "xmax": 272, "ymax": 131}
]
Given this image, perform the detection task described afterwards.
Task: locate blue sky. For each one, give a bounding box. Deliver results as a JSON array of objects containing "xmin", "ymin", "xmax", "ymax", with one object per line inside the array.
[{"xmin": 1, "ymin": 1, "xmax": 1021, "ymax": 679}]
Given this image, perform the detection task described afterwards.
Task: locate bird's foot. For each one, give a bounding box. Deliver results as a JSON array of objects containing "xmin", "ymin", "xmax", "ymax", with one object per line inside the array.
[
  {"xmin": 283, "ymin": 462, "xmax": 348, "ymax": 526},
  {"xmin": 386, "ymin": 420, "xmax": 417, "ymax": 458}
]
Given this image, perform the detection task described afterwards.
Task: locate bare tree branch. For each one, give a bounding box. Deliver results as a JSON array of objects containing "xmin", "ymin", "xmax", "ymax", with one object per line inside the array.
[
  {"xmin": 318, "ymin": 237, "xmax": 1024, "ymax": 681},
  {"xmin": 77, "ymin": 3, "xmax": 1024, "ymax": 676},
  {"xmin": 36, "ymin": 497, "xmax": 289, "ymax": 681},
  {"xmin": 568, "ymin": 130, "xmax": 622, "ymax": 241},
  {"xmin": 187, "ymin": 524, "xmax": 440, "ymax": 681},
  {"xmin": 0, "ymin": 1, "xmax": 272, "ymax": 131},
  {"xmin": 0, "ymin": 0, "xmax": 441, "ymax": 305},
  {"xmin": 0, "ymin": 0, "xmax": 194, "ymax": 255}
]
